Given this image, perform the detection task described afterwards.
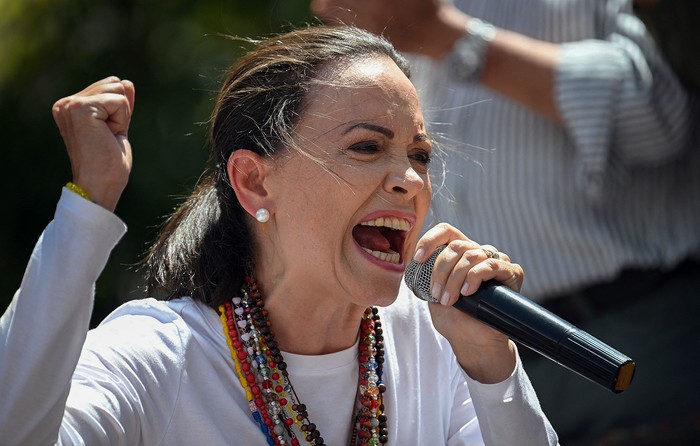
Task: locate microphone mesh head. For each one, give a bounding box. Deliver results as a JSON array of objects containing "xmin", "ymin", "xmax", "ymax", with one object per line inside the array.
[{"xmin": 404, "ymin": 246, "xmax": 445, "ymax": 302}]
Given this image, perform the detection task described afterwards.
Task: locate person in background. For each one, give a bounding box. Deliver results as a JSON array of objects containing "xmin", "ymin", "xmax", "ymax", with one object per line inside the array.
[
  {"xmin": 0, "ymin": 25, "xmax": 559, "ymax": 445},
  {"xmin": 311, "ymin": 0, "xmax": 700, "ymax": 444}
]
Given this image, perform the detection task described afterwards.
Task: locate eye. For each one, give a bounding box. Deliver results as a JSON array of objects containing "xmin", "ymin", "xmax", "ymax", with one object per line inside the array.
[
  {"xmin": 410, "ymin": 149, "xmax": 432, "ymax": 167},
  {"xmin": 348, "ymin": 141, "xmax": 381, "ymax": 154}
]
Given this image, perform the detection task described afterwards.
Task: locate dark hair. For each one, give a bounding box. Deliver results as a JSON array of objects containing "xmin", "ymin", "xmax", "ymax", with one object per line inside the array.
[{"xmin": 143, "ymin": 25, "xmax": 410, "ymax": 307}]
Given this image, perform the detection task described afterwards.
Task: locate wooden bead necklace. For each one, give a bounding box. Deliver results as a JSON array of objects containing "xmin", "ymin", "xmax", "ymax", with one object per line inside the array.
[{"xmin": 219, "ymin": 276, "xmax": 388, "ymax": 445}]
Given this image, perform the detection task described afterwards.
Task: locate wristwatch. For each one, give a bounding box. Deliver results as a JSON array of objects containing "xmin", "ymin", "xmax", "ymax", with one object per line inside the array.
[{"xmin": 447, "ymin": 18, "xmax": 496, "ymax": 82}]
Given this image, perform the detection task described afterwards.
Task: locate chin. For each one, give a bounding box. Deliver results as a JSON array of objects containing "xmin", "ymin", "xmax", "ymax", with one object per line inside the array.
[
  {"xmin": 360, "ymin": 279, "xmax": 402, "ymax": 308},
  {"xmin": 372, "ymin": 294, "xmax": 399, "ymax": 308}
]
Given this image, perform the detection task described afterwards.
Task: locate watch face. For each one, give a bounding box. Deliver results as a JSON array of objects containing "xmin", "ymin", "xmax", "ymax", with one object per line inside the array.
[
  {"xmin": 449, "ymin": 19, "xmax": 495, "ymax": 81},
  {"xmin": 449, "ymin": 34, "xmax": 482, "ymax": 80},
  {"xmin": 454, "ymin": 38, "xmax": 481, "ymax": 77}
]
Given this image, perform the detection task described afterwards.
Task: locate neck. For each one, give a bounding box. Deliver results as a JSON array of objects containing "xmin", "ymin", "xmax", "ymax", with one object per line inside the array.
[{"xmin": 263, "ymin": 288, "xmax": 368, "ymax": 355}]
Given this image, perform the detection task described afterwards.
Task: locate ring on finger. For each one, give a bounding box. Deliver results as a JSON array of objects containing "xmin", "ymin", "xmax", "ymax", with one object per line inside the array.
[{"xmin": 483, "ymin": 249, "xmax": 500, "ymax": 260}]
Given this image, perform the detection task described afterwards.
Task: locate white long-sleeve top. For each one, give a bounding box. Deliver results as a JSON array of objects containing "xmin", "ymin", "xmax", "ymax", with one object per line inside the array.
[
  {"xmin": 0, "ymin": 189, "xmax": 558, "ymax": 445},
  {"xmin": 412, "ymin": 0, "xmax": 699, "ymax": 299}
]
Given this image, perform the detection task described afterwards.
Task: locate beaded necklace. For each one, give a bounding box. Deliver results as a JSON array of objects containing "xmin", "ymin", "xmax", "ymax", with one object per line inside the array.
[{"xmin": 219, "ymin": 276, "xmax": 388, "ymax": 446}]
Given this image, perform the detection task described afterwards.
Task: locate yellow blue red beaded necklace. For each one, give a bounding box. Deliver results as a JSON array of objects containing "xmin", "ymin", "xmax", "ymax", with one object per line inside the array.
[{"xmin": 219, "ymin": 276, "xmax": 388, "ymax": 446}]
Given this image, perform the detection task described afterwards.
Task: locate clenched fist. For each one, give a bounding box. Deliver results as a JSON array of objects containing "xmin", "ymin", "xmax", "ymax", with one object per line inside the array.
[{"xmin": 52, "ymin": 76, "xmax": 135, "ymax": 212}]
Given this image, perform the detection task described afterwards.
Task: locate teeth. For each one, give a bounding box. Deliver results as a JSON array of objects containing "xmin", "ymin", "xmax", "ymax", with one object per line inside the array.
[
  {"xmin": 360, "ymin": 217, "xmax": 411, "ymax": 231},
  {"xmin": 358, "ymin": 216, "xmax": 410, "ymax": 263},
  {"xmin": 362, "ymin": 248, "xmax": 401, "ymax": 264}
]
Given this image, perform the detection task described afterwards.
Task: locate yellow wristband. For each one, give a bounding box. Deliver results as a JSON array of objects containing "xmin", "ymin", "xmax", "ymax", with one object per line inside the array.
[{"xmin": 65, "ymin": 182, "xmax": 92, "ymax": 201}]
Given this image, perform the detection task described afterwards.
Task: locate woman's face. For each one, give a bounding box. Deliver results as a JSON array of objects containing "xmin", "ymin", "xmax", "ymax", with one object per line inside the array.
[{"xmin": 264, "ymin": 55, "xmax": 432, "ymax": 308}]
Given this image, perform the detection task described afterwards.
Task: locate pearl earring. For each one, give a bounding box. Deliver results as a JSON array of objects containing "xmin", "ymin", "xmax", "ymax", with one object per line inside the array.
[{"xmin": 255, "ymin": 208, "xmax": 270, "ymax": 223}]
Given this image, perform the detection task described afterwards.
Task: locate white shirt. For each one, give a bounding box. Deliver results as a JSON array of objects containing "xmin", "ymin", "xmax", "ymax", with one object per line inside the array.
[
  {"xmin": 412, "ymin": 0, "xmax": 699, "ymax": 299},
  {"xmin": 0, "ymin": 189, "xmax": 558, "ymax": 445}
]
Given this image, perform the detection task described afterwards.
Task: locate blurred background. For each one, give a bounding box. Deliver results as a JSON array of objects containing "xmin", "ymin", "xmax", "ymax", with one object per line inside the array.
[{"xmin": 0, "ymin": 0, "xmax": 314, "ymax": 326}]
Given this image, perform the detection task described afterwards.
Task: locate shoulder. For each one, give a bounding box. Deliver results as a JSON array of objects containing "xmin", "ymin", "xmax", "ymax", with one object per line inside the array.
[{"xmin": 82, "ymin": 297, "xmax": 222, "ymax": 372}]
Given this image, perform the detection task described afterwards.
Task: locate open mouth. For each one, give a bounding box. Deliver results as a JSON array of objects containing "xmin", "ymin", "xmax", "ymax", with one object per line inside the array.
[{"xmin": 352, "ymin": 216, "xmax": 411, "ymax": 265}]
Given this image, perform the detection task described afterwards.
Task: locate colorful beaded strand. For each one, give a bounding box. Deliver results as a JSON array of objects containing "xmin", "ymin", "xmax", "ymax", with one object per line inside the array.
[
  {"xmin": 221, "ymin": 276, "xmax": 387, "ymax": 445},
  {"xmin": 231, "ymin": 294, "xmax": 288, "ymax": 444},
  {"xmin": 243, "ymin": 278, "xmax": 315, "ymax": 445},
  {"xmin": 374, "ymin": 308, "xmax": 388, "ymax": 445},
  {"xmin": 349, "ymin": 308, "xmax": 387, "ymax": 446},
  {"xmin": 220, "ymin": 302, "xmax": 274, "ymax": 443},
  {"xmin": 228, "ymin": 285, "xmax": 297, "ymax": 445}
]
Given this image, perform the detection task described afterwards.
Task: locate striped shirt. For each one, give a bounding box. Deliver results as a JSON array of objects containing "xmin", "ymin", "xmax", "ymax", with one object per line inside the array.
[{"xmin": 411, "ymin": 0, "xmax": 700, "ymax": 300}]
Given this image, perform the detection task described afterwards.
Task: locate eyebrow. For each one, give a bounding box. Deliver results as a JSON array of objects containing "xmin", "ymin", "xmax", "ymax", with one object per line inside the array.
[{"xmin": 345, "ymin": 123, "xmax": 429, "ymax": 143}]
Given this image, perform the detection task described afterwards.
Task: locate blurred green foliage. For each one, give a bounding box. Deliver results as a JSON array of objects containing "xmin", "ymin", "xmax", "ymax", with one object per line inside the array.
[{"xmin": 0, "ymin": 0, "xmax": 314, "ymax": 326}]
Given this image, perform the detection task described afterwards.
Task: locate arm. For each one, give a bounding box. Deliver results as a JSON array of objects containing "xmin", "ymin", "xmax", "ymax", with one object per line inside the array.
[
  {"xmin": 311, "ymin": 0, "xmax": 560, "ymax": 121},
  {"xmin": 410, "ymin": 223, "xmax": 521, "ymax": 384},
  {"xmin": 0, "ymin": 191, "xmax": 127, "ymax": 444},
  {"xmin": 464, "ymin": 352, "xmax": 559, "ymax": 445},
  {"xmin": 0, "ymin": 77, "xmax": 135, "ymax": 444},
  {"xmin": 312, "ymin": 0, "xmax": 693, "ymax": 165},
  {"xmin": 414, "ymin": 223, "xmax": 559, "ymax": 444}
]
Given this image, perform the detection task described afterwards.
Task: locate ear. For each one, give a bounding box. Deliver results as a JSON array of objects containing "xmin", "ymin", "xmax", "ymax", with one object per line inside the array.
[{"xmin": 227, "ymin": 150, "xmax": 273, "ymax": 220}]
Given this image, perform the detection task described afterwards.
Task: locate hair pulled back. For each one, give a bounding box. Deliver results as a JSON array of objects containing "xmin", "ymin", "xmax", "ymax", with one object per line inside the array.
[{"xmin": 144, "ymin": 25, "xmax": 410, "ymax": 307}]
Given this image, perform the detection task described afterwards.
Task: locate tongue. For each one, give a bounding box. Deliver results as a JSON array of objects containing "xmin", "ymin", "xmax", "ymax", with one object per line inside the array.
[{"xmin": 353, "ymin": 225, "xmax": 390, "ymax": 252}]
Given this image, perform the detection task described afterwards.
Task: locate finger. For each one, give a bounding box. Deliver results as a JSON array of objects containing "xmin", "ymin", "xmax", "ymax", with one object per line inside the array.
[
  {"xmin": 75, "ymin": 92, "xmax": 133, "ymax": 135},
  {"xmin": 53, "ymin": 85, "xmax": 131, "ymax": 121},
  {"xmin": 440, "ymin": 247, "xmax": 486, "ymax": 304},
  {"xmin": 85, "ymin": 79, "xmax": 134, "ymax": 135},
  {"xmin": 51, "ymin": 93, "xmax": 133, "ymax": 169},
  {"xmin": 103, "ymin": 94, "xmax": 133, "ymax": 136},
  {"xmin": 427, "ymin": 240, "xmax": 480, "ymax": 303},
  {"xmin": 412, "ymin": 222, "xmax": 467, "ymax": 263},
  {"xmin": 77, "ymin": 76, "xmax": 125, "ymax": 96},
  {"xmin": 121, "ymin": 79, "xmax": 135, "ymax": 117},
  {"xmin": 480, "ymin": 244, "xmax": 511, "ymax": 263},
  {"xmin": 463, "ymin": 259, "xmax": 524, "ymax": 297},
  {"xmin": 80, "ymin": 78, "xmax": 135, "ymax": 108},
  {"xmin": 432, "ymin": 246, "xmax": 483, "ymax": 305}
]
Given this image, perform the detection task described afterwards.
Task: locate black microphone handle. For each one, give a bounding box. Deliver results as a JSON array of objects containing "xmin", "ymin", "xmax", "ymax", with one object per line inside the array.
[{"xmin": 454, "ymin": 280, "xmax": 635, "ymax": 393}]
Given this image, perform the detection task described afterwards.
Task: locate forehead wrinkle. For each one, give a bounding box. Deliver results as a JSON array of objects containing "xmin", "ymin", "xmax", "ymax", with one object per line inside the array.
[
  {"xmin": 293, "ymin": 58, "xmax": 429, "ymax": 155},
  {"xmin": 302, "ymin": 79, "xmax": 421, "ymax": 141},
  {"xmin": 295, "ymin": 109, "xmax": 340, "ymax": 140},
  {"xmin": 309, "ymin": 68, "xmax": 411, "ymax": 114}
]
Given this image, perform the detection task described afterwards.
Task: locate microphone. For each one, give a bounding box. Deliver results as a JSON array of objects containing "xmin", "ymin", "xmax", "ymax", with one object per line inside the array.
[{"xmin": 404, "ymin": 246, "xmax": 636, "ymax": 393}]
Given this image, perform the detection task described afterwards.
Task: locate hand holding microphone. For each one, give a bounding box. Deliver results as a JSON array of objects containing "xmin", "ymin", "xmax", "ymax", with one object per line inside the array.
[{"xmin": 405, "ymin": 244, "xmax": 636, "ymax": 393}]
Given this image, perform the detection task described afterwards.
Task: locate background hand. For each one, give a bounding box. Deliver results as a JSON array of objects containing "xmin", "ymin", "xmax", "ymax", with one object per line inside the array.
[
  {"xmin": 311, "ymin": 0, "xmax": 468, "ymax": 58},
  {"xmin": 52, "ymin": 76, "xmax": 135, "ymax": 212}
]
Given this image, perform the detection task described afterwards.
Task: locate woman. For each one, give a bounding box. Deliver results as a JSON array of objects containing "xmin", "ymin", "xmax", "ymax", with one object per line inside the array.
[{"xmin": 0, "ymin": 26, "xmax": 557, "ymax": 445}]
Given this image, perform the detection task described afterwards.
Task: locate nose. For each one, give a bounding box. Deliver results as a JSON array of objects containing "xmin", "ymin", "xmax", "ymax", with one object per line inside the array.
[{"xmin": 384, "ymin": 163, "xmax": 426, "ymax": 198}]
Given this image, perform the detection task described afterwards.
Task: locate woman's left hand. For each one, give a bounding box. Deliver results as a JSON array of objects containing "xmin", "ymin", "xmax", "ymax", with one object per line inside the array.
[{"xmin": 413, "ymin": 223, "xmax": 524, "ymax": 383}]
